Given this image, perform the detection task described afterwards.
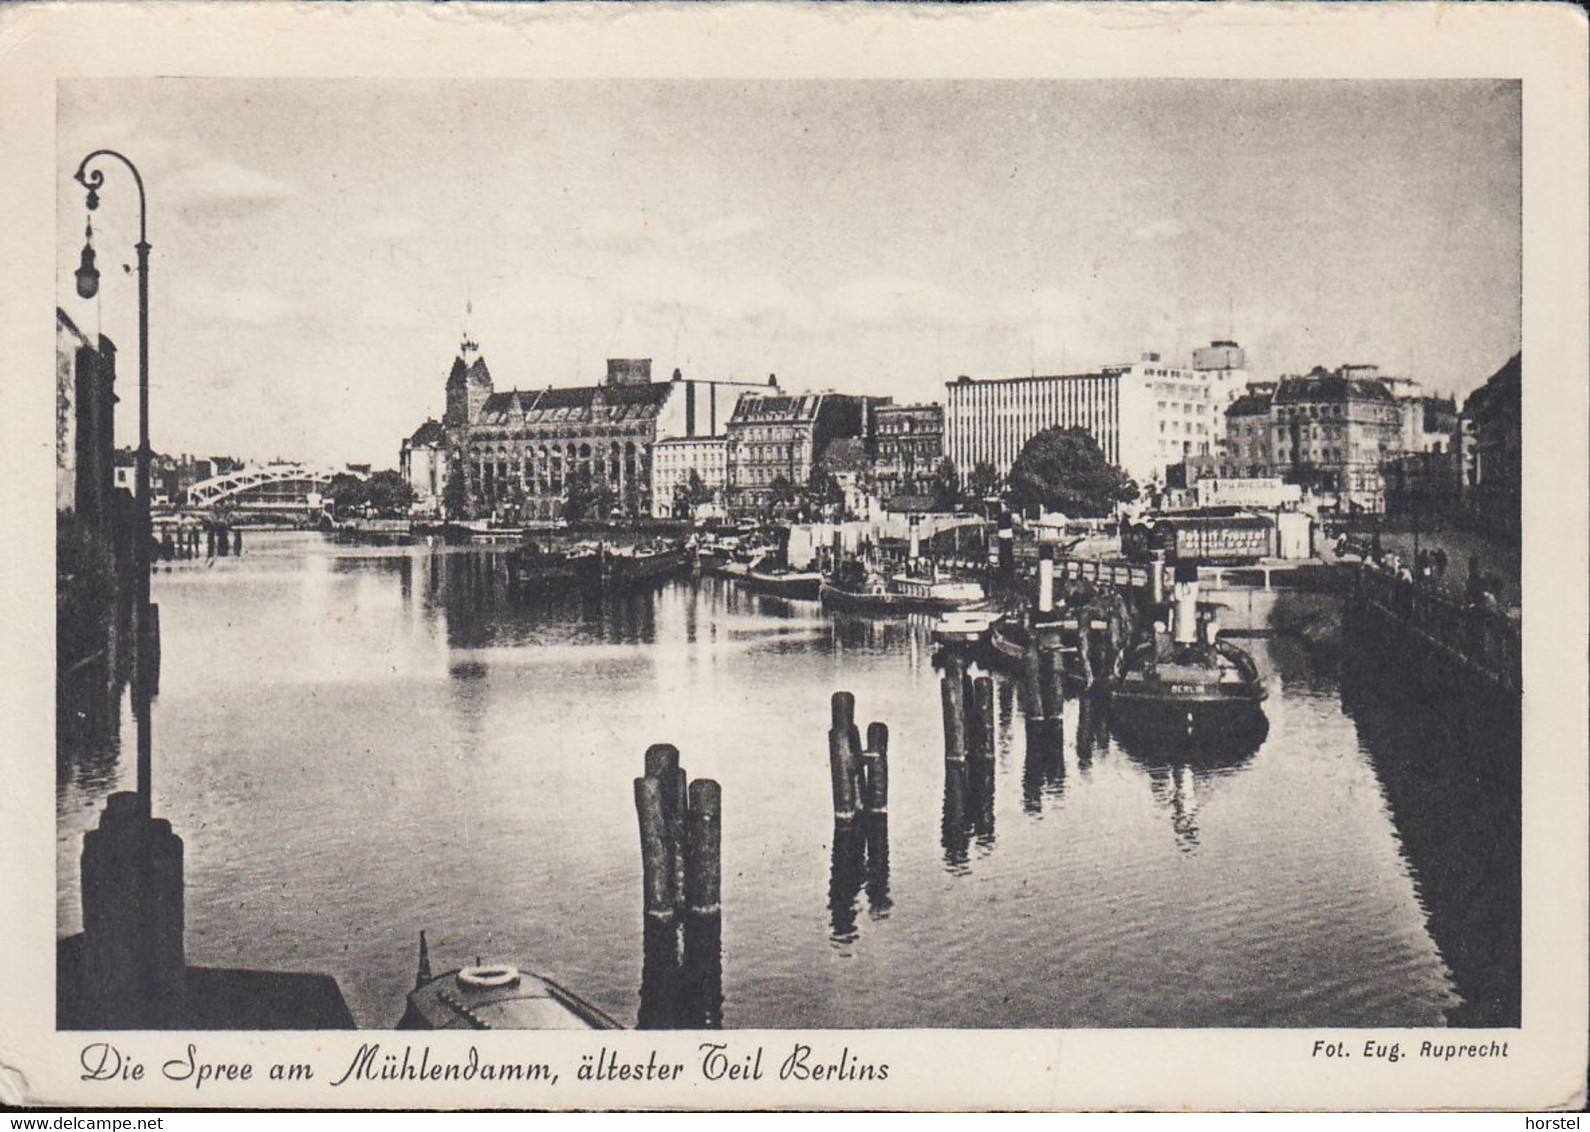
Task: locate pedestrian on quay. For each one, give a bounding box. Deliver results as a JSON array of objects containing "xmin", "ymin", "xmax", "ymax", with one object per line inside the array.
[
  {"xmin": 1433, "ymin": 547, "xmax": 1448, "ymax": 579},
  {"xmin": 1466, "ymin": 555, "xmax": 1486, "ymax": 604}
]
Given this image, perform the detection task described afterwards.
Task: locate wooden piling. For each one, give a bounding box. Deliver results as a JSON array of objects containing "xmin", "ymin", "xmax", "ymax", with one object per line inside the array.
[
  {"xmin": 1021, "ymin": 638, "xmax": 1044, "ymax": 719},
  {"xmin": 633, "ymin": 776, "xmax": 674, "ymax": 922},
  {"xmin": 637, "ymin": 915, "xmax": 681, "ymax": 1030},
  {"xmin": 644, "ymin": 743, "xmax": 688, "ymax": 912},
  {"xmin": 941, "ymin": 653, "xmax": 968, "ymax": 764},
  {"xmin": 972, "ymin": 676, "xmax": 995, "ymax": 762},
  {"xmin": 685, "ymin": 778, "xmax": 722, "ymax": 918},
  {"xmin": 861, "ymin": 722, "xmax": 889, "ymax": 817},
  {"xmin": 831, "ymin": 690, "xmax": 855, "ymax": 732},
  {"xmin": 680, "ymin": 910, "xmax": 723, "ymax": 1029},
  {"xmin": 829, "ymin": 724, "xmax": 861, "ymax": 820}
]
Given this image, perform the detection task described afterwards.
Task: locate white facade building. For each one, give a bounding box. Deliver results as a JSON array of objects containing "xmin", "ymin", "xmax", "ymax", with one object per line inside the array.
[
  {"xmin": 650, "ymin": 435, "xmax": 728, "ymax": 519},
  {"xmin": 943, "ymin": 342, "xmax": 1249, "ymax": 488}
]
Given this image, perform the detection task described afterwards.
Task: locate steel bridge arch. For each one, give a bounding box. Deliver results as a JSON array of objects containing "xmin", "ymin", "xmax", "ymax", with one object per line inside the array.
[{"xmin": 186, "ymin": 464, "xmax": 364, "ymax": 511}]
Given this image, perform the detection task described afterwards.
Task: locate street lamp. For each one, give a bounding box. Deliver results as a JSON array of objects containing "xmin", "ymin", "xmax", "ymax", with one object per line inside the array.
[{"xmin": 74, "ymin": 149, "xmax": 154, "ymax": 817}]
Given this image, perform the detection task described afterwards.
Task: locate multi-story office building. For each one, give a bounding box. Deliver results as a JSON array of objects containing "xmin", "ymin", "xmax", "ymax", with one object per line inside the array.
[
  {"xmin": 409, "ymin": 334, "xmax": 769, "ymax": 520},
  {"xmin": 872, "ymin": 403, "xmax": 943, "ymax": 499},
  {"xmin": 723, "ymin": 391, "xmax": 875, "ymax": 516},
  {"xmin": 650, "ymin": 435, "xmax": 728, "ymax": 519},
  {"xmin": 1271, "ymin": 367, "xmax": 1402, "ymax": 512},
  {"xmin": 943, "ymin": 342, "xmax": 1248, "ymax": 488}
]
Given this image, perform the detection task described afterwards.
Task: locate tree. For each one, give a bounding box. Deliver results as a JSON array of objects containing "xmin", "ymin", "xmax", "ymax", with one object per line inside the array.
[
  {"xmin": 673, "ymin": 469, "xmax": 712, "ymax": 519},
  {"xmin": 932, "ymin": 458, "xmax": 962, "ymax": 512},
  {"xmin": 966, "ymin": 461, "xmax": 1004, "ymax": 504},
  {"xmin": 1007, "ymin": 426, "xmax": 1138, "ymax": 517},
  {"xmin": 364, "ymin": 469, "xmax": 417, "ymax": 517},
  {"xmin": 806, "ymin": 467, "xmax": 844, "ymax": 518},
  {"xmin": 767, "ymin": 474, "xmax": 798, "ymax": 518},
  {"xmin": 441, "ymin": 464, "xmax": 468, "ymax": 519},
  {"xmin": 564, "ymin": 467, "xmax": 616, "ymax": 524},
  {"xmin": 326, "ymin": 473, "xmax": 368, "ymax": 516}
]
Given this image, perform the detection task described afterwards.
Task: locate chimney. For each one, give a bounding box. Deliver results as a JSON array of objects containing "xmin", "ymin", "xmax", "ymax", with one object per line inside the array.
[{"xmin": 606, "ymin": 359, "xmax": 652, "ymax": 386}]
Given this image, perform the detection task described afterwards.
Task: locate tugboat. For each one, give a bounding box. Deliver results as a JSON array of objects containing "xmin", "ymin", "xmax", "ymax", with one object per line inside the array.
[
  {"xmin": 595, "ymin": 540, "xmax": 691, "ymax": 589},
  {"xmin": 1109, "ymin": 563, "xmax": 1268, "ymax": 745},
  {"xmin": 742, "ymin": 554, "xmax": 823, "ymax": 601},
  {"xmin": 504, "ymin": 540, "xmax": 597, "ymax": 593},
  {"xmin": 398, "ymin": 933, "xmax": 620, "ymax": 1031},
  {"xmin": 820, "ymin": 558, "xmax": 987, "ymax": 615}
]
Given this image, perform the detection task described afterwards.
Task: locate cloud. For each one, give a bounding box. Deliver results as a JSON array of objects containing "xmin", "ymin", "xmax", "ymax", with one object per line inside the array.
[
  {"xmin": 173, "ymin": 280, "xmax": 297, "ymax": 325},
  {"xmin": 686, "ymin": 213, "xmax": 768, "ymax": 244},
  {"xmin": 165, "ymin": 158, "xmax": 299, "ymax": 207},
  {"xmin": 349, "ymin": 213, "xmax": 424, "ymax": 242},
  {"xmin": 824, "ymin": 274, "xmax": 986, "ymax": 328},
  {"xmin": 501, "ymin": 208, "xmax": 769, "ymax": 255},
  {"xmin": 1131, "ymin": 218, "xmax": 1187, "ymax": 243}
]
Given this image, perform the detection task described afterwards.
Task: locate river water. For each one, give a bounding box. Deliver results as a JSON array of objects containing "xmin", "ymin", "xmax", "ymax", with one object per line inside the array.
[{"xmin": 56, "ymin": 533, "xmax": 1519, "ymax": 1029}]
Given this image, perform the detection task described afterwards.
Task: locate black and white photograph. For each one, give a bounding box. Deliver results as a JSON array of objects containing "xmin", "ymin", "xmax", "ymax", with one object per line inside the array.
[{"xmin": 5, "ymin": 1, "xmax": 1587, "ymax": 1113}]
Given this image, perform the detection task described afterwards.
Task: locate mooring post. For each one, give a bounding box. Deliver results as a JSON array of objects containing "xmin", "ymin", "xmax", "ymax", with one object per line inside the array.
[
  {"xmin": 638, "ymin": 915, "xmax": 681, "ymax": 1030},
  {"xmin": 829, "ymin": 692, "xmax": 862, "ymax": 820},
  {"xmin": 633, "ymin": 776, "xmax": 673, "ymax": 923},
  {"xmin": 862, "ymin": 721, "xmax": 890, "ymax": 816},
  {"xmin": 940, "ymin": 763, "xmax": 970, "ymax": 865},
  {"xmin": 972, "ymin": 675, "xmax": 995, "ymax": 761},
  {"xmin": 1021, "ymin": 638, "xmax": 1044, "ymax": 719},
  {"xmin": 941, "ymin": 653, "xmax": 968, "ymax": 764},
  {"xmin": 685, "ymin": 778, "xmax": 721, "ymax": 919},
  {"xmin": 681, "ymin": 909, "xmax": 723, "ymax": 1030},
  {"xmin": 644, "ymin": 744, "xmax": 687, "ymax": 913}
]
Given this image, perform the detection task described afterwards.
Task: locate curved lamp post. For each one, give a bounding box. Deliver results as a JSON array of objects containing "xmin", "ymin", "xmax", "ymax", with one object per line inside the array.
[{"xmin": 73, "ymin": 149, "xmax": 153, "ymax": 816}]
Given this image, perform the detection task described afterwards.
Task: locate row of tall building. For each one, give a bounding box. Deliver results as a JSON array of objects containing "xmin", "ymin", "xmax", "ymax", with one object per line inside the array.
[{"xmin": 399, "ymin": 331, "xmax": 1518, "ymax": 523}]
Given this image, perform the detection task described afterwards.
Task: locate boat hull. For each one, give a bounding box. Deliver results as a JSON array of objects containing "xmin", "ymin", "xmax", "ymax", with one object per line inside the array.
[
  {"xmin": 819, "ymin": 581, "xmax": 987, "ymax": 615},
  {"xmin": 742, "ymin": 571, "xmax": 823, "ymax": 600},
  {"xmin": 1108, "ymin": 679, "xmax": 1268, "ymax": 748}
]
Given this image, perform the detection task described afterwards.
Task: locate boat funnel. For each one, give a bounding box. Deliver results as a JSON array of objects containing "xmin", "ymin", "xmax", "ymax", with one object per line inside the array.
[{"xmin": 1172, "ymin": 561, "xmax": 1200, "ymax": 645}]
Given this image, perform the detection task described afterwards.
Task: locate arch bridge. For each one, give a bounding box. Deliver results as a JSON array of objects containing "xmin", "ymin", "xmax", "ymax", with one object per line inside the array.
[{"xmin": 185, "ymin": 464, "xmax": 364, "ymax": 516}]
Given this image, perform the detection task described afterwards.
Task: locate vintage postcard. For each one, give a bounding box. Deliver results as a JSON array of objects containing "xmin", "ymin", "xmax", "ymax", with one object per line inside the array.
[{"xmin": 1, "ymin": 1, "xmax": 1585, "ymax": 1113}]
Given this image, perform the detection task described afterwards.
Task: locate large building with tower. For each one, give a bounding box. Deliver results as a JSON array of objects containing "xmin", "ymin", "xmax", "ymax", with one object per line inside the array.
[
  {"xmin": 406, "ymin": 333, "xmax": 771, "ymax": 520},
  {"xmin": 942, "ymin": 341, "xmax": 1249, "ymax": 489}
]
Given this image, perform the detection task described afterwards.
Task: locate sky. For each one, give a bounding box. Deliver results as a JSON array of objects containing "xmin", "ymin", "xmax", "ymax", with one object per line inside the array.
[{"xmin": 57, "ymin": 79, "xmax": 1521, "ymax": 469}]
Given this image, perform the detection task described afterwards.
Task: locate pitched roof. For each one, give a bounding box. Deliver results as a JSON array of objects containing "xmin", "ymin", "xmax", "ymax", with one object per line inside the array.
[
  {"xmin": 728, "ymin": 392, "xmax": 825, "ymax": 424},
  {"xmin": 1274, "ymin": 373, "xmax": 1393, "ymax": 405},
  {"xmin": 1226, "ymin": 392, "xmax": 1272, "ymax": 418},
  {"xmin": 475, "ymin": 381, "xmax": 674, "ymax": 426},
  {"xmin": 408, "ymin": 419, "xmax": 445, "ymax": 446}
]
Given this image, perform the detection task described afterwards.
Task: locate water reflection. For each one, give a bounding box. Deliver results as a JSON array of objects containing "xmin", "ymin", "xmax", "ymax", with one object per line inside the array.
[
  {"xmin": 828, "ymin": 815, "xmax": 891, "ymax": 943},
  {"xmin": 56, "ymin": 536, "xmax": 1508, "ymax": 1029},
  {"xmin": 940, "ymin": 758, "xmax": 996, "ymax": 870},
  {"xmin": 1338, "ymin": 647, "xmax": 1520, "ymax": 1026},
  {"xmin": 1021, "ymin": 719, "xmax": 1067, "ymax": 814},
  {"xmin": 1112, "ymin": 709, "xmax": 1267, "ymax": 852},
  {"xmin": 827, "ymin": 822, "xmax": 865, "ymax": 942}
]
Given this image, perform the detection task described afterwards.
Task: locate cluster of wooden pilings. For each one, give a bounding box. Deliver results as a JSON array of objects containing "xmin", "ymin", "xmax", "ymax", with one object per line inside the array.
[
  {"xmin": 827, "ymin": 693, "xmax": 891, "ymax": 939},
  {"xmin": 937, "ymin": 647, "xmax": 999, "ymax": 864},
  {"xmin": 633, "ymin": 744, "xmax": 722, "ymax": 1029}
]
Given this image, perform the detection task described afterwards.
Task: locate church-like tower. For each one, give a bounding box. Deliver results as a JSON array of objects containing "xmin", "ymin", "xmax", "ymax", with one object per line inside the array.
[{"xmin": 443, "ymin": 328, "xmax": 492, "ymax": 428}]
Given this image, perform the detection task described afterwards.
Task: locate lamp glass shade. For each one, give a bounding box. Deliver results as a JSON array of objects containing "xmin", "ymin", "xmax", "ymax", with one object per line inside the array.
[{"xmin": 75, "ymin": 244, "xmax": 99, "ymax": 299}]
